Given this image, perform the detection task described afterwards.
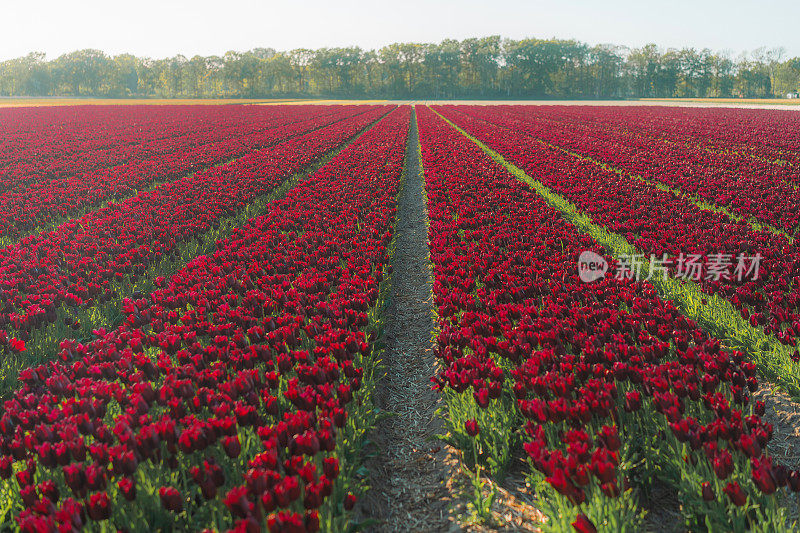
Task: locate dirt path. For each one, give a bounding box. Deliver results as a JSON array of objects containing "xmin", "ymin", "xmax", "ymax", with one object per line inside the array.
[
  {"xmin": 360, "ymin": 109, "xmax": 460, "ymax": 532},
  {"xmin": 755, "ymin": 383, "xmax": 800, "ymax": 473}
]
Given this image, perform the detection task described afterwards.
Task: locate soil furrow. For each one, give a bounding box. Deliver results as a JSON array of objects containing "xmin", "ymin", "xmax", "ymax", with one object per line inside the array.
[{"xmin": 363, "ymin": 109, "xmax": 460, "ymax": 532}]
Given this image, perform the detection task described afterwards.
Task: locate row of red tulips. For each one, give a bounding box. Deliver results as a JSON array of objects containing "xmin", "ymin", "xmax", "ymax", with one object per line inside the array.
[
  {"xmin": 417, "ymin": 105, "xmax": 791, "ymax": 531},
  {"xmin": 0, "ymin": 106, "xmax": 302, "ymax": 195},
  {"xmin": 444, "ymin": 105, "xmax": 800, "ymax": 233},
  {"xmin": 525, "ymin": 104, "xmax": 800, "ymax": 189},
  {"xmin": 435, "ymin": 106, "xmax": 800, "ymax": 352},
  {"xmin": 0, "ymin": 105, "xmax": 205, "ymax": 166},
  {"xmin": 0, "ymin": 106, "xmax": 390, "ymax": 380},
  {"xmin": 514, "ymin": 105, "xmax": 800, "ymax": 174},
  {"xmin": 0, "ymin": 105, "xmax": 410, "ymax": 532},
  {"xmin": 0, "ymin": 106, "xmax": 366, "ymax": 242}
]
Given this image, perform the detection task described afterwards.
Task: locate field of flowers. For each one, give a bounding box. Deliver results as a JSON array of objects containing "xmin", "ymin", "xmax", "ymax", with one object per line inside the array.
[
  {"xmin": 435, "ymin": 106, "xmax": 800, "ymax": 378},
  {"xmin": 438, "ymin": 106, "xmax": 800, "ymax": 233},
  {"xmin": 419, "ymin": 106, "xmax": 799, "ymax": 532},
  {"xmin": 1, "ymin": 102, "xmax": 800, "ymax": 532}
]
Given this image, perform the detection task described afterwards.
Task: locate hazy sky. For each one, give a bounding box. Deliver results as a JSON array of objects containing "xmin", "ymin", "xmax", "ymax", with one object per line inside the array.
[{"xmin": 1, "ymin": 0, "xmax": 797, "ymax": 61}]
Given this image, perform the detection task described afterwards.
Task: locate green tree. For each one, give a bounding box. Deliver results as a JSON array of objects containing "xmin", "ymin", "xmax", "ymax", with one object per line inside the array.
[{"xmin": 0, "ymin": 37, "xmax": 795, "ymax": 100}]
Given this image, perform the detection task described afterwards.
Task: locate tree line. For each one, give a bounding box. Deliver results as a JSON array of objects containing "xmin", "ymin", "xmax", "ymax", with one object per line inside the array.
[{"xmin": 1, "ymin": 37, "xmax": 798, "ymax": 99}]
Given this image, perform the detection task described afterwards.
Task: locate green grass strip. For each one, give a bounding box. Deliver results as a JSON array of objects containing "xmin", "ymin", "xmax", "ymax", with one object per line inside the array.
[{"xmin": 432, "ymin": 107, "xmax": 800, "ymax": 401}]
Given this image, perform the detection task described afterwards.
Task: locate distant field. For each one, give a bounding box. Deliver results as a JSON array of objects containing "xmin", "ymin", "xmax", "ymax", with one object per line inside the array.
[
  {"xmin": 258, "ymin": 99, "xmax": 390, "ymax": 105},
  {"xmin": 270, "ymin": 98, "xmax": 800, "ymax": 110},
  {"xmin": 0, "ymin": 97, "xmax": 307, "ymax": 107},
  {"xmin": 2, "ymin": 97, "xmax": 799, "ymax": 110},
  {"xmin": 643, "ymin": 97, "xmax": 800, "ymax": 105},
  {"xmin": 424, "ymin": 99, "xmax": 800, "ymax": 109}
]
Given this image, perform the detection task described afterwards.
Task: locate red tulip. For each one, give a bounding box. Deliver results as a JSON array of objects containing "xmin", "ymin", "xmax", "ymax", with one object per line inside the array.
[
  {"xmin": 86, "ymin": 493, "xmax": 111, "ymax": 521},
  {"xmin": 159, "ymin": 486, "xmax": 183, "ymax": 512},
  {"xmin": 572, "ymin": 513, "xmax": 598, "ymax": 533},
  {"xmin": 222, "ymin": 435, "xmax": 241, "ymax": 458},
  {"xmin": 701, "ymin": 482, "xmax": 714, "ymax": 501},
  {"xmin": 723, "ymin": 482, "xmax": 747, "ymax": 507},
  {"xmin": 118, "ymin": 477, "xmax": 136, "ymax": 501},
  {"xmin": 344, "ymin": 493, "xmax": 357, "ymax": 511}
]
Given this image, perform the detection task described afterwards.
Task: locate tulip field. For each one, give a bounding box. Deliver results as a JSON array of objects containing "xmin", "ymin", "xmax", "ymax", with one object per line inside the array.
[{"xmin": 0, "ymin": 102, "xmax": 800, "ymax": 532}]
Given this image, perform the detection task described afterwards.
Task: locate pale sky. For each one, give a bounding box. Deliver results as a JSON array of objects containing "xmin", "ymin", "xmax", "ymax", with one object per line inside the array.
[{"xmin": 0, "ymin": 0, "xmax": 797, "ymax": 61}]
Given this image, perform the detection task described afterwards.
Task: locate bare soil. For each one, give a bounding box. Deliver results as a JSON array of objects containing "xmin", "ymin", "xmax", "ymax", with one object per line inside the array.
[{"xmin": 359, "ymin": 109, "xmax": 461, "ymax": 532}]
